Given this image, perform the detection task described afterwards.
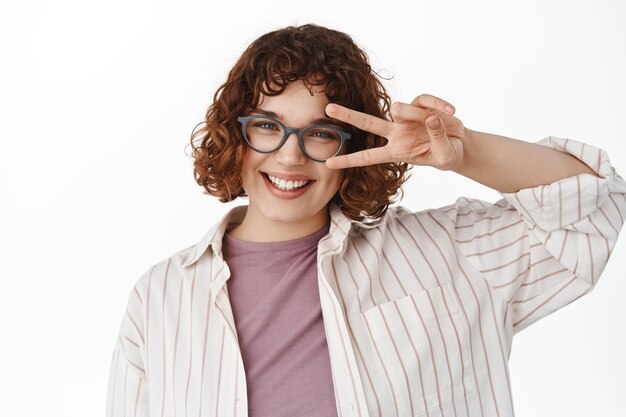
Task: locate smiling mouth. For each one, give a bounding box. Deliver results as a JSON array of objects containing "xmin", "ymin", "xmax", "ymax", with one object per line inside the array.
[{"xmin": 261, "ymin": 172, "xmax": 315, "ymax": 191}]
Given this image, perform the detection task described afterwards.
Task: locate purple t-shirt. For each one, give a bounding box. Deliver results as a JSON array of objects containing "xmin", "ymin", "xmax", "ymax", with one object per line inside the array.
[{"xmin": 222, "ymin": 222, "xmax": 338, "ymax": 417}]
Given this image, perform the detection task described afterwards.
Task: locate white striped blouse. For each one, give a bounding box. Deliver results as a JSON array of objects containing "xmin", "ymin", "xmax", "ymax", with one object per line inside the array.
[{"xmin": 107, "ymin": 136, "xmax": 626, "ymax": 417}]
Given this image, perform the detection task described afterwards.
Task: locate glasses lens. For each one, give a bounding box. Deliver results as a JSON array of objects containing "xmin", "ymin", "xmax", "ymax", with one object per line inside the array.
[
  {"xmin": 244, "ymin": 117, "xmax": 285, "ymax": 152},
  {"xmin": 302, "ymin": 127, "xmax": 342, "ymax": 160}
]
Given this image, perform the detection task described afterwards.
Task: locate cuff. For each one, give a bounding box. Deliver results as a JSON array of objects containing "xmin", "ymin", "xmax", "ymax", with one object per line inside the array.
[{"xmin": 499, "ymin": 136, "xmax": 626, "ymax": 231}]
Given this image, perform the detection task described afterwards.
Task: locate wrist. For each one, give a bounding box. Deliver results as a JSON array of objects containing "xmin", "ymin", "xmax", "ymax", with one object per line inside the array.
[{"xmin": 453, "ymin": 127, "xmax": 475, "ymax": 174}]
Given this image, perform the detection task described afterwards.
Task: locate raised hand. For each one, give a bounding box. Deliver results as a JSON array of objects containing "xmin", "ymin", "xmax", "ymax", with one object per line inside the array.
[{"xmin": 324, "ymin": 94, "xmax": 468, "ymax": 171}]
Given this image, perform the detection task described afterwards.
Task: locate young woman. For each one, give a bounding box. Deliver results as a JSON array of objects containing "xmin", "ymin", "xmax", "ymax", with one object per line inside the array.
[{"xmin": 106, "ymin": 24, "xmax": 626, "ymax": 417}]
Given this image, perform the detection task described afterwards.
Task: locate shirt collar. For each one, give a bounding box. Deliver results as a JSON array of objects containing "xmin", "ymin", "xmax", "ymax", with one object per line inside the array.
[{"xmin": 182, "ymin": 200, "xmax": 383, "ymax": 268}]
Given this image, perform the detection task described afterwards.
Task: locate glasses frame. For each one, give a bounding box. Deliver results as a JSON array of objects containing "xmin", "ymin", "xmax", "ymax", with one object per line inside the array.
[{"xmin": 236, "ymin": 114, "xmax": 352, "ymax": 163}]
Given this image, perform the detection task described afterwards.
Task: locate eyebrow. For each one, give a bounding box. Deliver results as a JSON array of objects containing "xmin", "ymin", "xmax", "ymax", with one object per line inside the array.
[{"xmin": 247, "ymin": 108, "xmax": 351, "ymax": 131}]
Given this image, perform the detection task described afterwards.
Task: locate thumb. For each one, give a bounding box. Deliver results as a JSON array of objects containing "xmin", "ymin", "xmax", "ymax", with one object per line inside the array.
[{"xmin": 426, "ymin": 116, "xmax": 446, "ymax": 141}]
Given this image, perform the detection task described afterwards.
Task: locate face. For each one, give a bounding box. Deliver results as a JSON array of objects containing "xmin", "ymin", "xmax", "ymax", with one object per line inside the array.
[{"xmin": 237, "ymin": 79, "xmax": 348, "ymax": 239}]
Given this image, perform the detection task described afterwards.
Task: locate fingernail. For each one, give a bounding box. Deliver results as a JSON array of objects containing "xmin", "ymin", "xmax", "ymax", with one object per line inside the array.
[
  {"xmin": 428, "ymin": 117, "xmax": 440, "ymax": 128},
  {"xmin": 445, "ymin": 104, "xmax": 455, "ymax": 114}
]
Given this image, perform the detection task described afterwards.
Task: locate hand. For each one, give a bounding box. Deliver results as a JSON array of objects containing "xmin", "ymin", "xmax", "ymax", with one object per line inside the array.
[{"xmin": 324, "ymin": 94, "xmax": 468, "ymax": 171}]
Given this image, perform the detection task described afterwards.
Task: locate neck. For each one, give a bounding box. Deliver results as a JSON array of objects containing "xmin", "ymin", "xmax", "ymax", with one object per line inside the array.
[{"xmin": 227, "ymin": 203, "xmax": 330, "ymax": 242}]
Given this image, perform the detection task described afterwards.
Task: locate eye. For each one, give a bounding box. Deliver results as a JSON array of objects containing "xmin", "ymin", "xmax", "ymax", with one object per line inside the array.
[
  {"xmin": 307, "ymin": 128, "xmax": 341, "ymax": 140},
  {"xmin": 253, "ymin": 121, "xmax": 279, "ymax": 130}
]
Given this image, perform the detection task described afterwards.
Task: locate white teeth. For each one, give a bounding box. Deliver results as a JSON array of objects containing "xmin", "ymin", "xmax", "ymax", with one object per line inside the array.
[{"xmin": 266, "ymin": 174, "xmax": 311, "ymax": 191}]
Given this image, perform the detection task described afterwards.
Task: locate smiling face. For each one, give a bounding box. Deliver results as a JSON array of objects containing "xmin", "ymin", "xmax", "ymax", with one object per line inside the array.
[{"xmin": 228, "ymin": 79, "xmax": 348, "ymax": 242}]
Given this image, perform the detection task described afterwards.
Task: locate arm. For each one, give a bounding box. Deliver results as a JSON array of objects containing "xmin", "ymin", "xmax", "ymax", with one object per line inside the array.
[
  {"xmin": 106, "ymin": 284, "xmax": 150, "ymax": 417},
  {"xmin": 323, "ymin": 96, "xmax": 626, "ymax": 333},
  {"xmin": 107, "ymin": 342, "xmax": 149, "ymax": 417},
  {"xmin": 443, "ymin": 135, "xmax": 626, "ymax": 333},
  {"xmin": 453, "ymin": 128, "xmax": 600, "ymax": 193},
  {"xmin": 324, "ymin": 97, "xmax": 600, "ymax": 190}
]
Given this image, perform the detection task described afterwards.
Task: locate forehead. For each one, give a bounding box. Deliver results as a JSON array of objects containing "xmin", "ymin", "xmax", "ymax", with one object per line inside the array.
[
  {"xmin": 249, "ymin": 80, "xmax": 354, "ymax": 130},
  {"xmin": 256, "ymin": 80, "xmax": 328, "ymax": 105},
  {"xmin": 251, "ymin": 79, "xmax": 338, "ymax": 122},
  {"xmin": 246, "ymin": 107, "xmax": 350, "ymax": 131}
]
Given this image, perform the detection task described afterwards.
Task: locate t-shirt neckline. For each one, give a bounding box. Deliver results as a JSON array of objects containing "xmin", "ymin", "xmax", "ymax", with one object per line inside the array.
[{"xmin": 222, "ymin": 222, "xmax": 330, "ymax": 252}]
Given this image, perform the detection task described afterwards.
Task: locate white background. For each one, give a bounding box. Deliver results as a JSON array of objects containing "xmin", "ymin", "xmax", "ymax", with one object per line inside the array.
[{"xmin": 1, "ymin": 0, "xmax": 625, "ymax": 415}]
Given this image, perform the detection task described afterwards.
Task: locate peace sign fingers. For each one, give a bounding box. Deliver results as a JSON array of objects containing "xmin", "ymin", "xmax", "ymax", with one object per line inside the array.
[{"xmin": 323, "ymin": 94, "xmax": 465, "ymax": 171}]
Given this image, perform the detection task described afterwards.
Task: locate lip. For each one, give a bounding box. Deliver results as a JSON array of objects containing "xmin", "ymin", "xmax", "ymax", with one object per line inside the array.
[
  {"xmin": 262, "ymin": 171, "xmax": 315, "ymax": 181},
  {"xmin": 261, "ymin": 172, "xmax": 315, "ymax": 200}
]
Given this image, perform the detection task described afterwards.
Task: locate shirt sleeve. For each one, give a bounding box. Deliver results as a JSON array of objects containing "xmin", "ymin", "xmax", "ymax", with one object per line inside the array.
[
  {"xmin": 443, "ymin": 136, "xmax": 626, "ymax": 335},
  {"xmin": 106, "ymin": 283, "xmax": 150, "ymax": 417}
]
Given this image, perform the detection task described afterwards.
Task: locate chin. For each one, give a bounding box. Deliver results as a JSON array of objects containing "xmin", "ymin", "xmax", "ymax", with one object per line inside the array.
[{"xmin": 261, "ymin": 205, "xmax": 312, "ymax": 223}]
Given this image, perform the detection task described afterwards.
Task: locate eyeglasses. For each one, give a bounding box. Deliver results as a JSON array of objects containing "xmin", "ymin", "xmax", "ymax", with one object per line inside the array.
[{"xmin": 236, "ymin": 115, "xmax": 352, "ymax": 162}]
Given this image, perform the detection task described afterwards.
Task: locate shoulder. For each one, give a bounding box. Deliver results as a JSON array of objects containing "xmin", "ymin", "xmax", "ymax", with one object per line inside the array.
[
  {"xmin": 347, "ymin": 203, "xmax": 458, "ymax": 241},
  {"xmin": 130, "ymin": 243, "xmax": 198, "ymax": 297},
  {"xmin": 348, "ymin": 198, "xmax": 501, "ymax": 244},
  {"xmin": 361, "ymin": 200, "xmax": 485, "ymax": 229}
]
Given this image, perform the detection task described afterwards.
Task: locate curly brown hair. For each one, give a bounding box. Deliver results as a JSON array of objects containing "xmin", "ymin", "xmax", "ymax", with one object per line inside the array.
[{"xmin": 188, "ymin": 23, "xmax": 412, "ymax": 221}]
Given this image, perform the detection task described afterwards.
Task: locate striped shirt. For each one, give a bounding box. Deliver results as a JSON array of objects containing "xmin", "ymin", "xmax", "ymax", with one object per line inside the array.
[{"xmin": 107, "ymin": 136, "xmax": 626, "ymax": 417}]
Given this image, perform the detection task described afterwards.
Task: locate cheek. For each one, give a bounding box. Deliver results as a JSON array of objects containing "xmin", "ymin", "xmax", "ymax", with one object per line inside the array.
[
  {"xmin": 324, "ymin": 169, "xmax": 344, "ymax": 191},
  {"xmin": 240, "ymin": 151, "xmax": 258, "ymax": 181}
]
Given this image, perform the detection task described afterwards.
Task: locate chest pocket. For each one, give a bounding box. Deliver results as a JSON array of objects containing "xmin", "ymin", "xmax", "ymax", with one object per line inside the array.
[{"xmin": 361, "ymin": 282, "xmax": 477, "ymax": 417}]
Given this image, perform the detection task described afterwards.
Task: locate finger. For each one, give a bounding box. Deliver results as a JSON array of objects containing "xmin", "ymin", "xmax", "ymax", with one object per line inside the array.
[
  {"xmin": 410, "ymin": 94, "xmax": 455, "ymax": 115},
  {"xmin": 390, "ymin": 101, "xmax": 441, "ymax": 123},
  {"xmin": 426, "ymin": 115, "xmax": 447, "ymax": 139},
  {"xmin": 325, "ymin": 103, "xmax": 392, "ymax": 137},
  {"xmin": 325, "ymin": 146, "xmax": 393, "ymax": 169},
  {"xmin": 425, "ymin": 115, "xmax": 451, "ymax": 155}
]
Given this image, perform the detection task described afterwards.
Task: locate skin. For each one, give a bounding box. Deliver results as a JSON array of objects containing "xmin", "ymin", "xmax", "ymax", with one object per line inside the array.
[{"xmin": 227, "ymin": 79, "xmax": 349, "ymax": 243}]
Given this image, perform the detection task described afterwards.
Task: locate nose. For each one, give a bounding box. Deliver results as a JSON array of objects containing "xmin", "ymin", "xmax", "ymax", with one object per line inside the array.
[{"xmin": 275, "ymin": 131, "xmax": 308, "ymax": 165}]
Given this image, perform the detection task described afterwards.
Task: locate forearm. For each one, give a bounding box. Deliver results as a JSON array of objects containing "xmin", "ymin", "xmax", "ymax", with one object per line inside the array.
[{"xmin": 452, "ymin": 128, "xmax": 600, "ymax": 193}]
